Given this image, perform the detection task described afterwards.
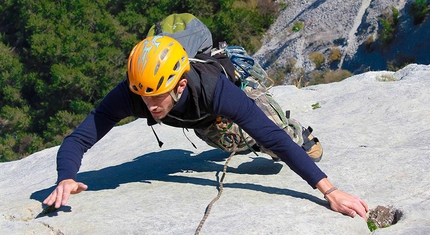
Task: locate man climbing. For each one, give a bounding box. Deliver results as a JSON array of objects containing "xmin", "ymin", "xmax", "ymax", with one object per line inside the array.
[{"xmin": 43, "ymin": 35, "xmax": 368, "ymax": 220}]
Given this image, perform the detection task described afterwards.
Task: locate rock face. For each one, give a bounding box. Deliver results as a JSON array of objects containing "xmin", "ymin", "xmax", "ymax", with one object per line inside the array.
[
  {"xmin": 1, "ymin": 64, "xmax": 430, "ymax": 234},
  {"xmin": 254, "ymin": 0, "xmax": 430, "ymax": 79}
]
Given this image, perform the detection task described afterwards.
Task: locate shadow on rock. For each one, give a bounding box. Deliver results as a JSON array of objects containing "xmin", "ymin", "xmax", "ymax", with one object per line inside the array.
[
  {"xmin": 30, "ymin": 148, "xmax": 326, "ymax": 210},
  {"xmin": 35, "ymin": 205, "xmax": 72, "ymax": 218}
]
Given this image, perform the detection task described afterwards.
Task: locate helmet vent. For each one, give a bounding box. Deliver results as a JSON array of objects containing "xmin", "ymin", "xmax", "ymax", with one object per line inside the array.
[
  {"xmin": 145, "ymin": 87, "xmax": 153, "ymax": 93},
  {"xmin": 132, "ymin": 85, "xmax": 139, "ymax": 92},
  {"xmin": 173, "ymin": 61, "xmax": 180, "ymax": 71},
  {"xmin": 154, "ymin": 62, "xmax": 160, "ymax": 75},
  {"xmin": 156, "ymin": 76, "xmax": 164, "ymax": 91},
  {"xmin": 160, "ymin": 48, "xmax": 169, "ymax": 60},
  {"xmin": 166, "ymin": 75, "xmax": 175, "ymax": 86}
]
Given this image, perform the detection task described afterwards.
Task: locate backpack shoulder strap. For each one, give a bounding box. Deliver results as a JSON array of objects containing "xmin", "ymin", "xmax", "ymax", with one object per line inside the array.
[{"xmin": 193, "ymin": 53, "xmax": 237, "ymax": 84}]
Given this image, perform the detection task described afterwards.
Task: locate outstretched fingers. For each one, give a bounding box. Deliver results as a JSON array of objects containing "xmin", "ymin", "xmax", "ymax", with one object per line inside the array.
[
  {"xmin": 327, "ymin": 190, "xmax": 369, "ymax": 221},
  {"xmin": 42, "ymin": 179, "xmax": 88, "ymax": 209},
  {"xmin": 59, "ymin": 185, "xmax": 70, "ymax": 208},
  {"xmin": 353, "ymin": 197, "xmax": 369, "ymax": 219},
  {"xmin": 43, "ymin": 189, "xmax": 58, "ymax": 207}
]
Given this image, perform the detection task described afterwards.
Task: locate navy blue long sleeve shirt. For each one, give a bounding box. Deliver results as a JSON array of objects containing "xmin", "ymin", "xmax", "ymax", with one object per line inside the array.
[{"xmin": 56, "ymin": 75, "xmax": 327, "ymax": 188}]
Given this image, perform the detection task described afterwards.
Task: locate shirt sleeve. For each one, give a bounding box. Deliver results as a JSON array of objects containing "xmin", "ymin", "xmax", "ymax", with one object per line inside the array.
[
  {"xmin": 212, "ymin": 75, "xmax": 327, "ymax": 188},
  {"xmin": 56, "ymin": 80, "xmax": 136, "ymax": 183}
]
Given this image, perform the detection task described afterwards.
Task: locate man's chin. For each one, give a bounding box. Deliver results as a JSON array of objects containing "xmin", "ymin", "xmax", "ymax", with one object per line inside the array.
[{"xmin": 151, "ymin": 113, "xmax": 166, "ymax": 120}]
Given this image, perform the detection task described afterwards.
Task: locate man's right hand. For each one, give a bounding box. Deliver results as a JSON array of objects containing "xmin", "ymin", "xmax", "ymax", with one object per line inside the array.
[{"xmin": 43, "ymin": 179, "xmax": 88, "ymax": 209}]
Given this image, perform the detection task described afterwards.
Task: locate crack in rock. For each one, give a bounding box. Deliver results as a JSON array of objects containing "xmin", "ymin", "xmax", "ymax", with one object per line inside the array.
[
  {"xmin": 41, "ymin": 222, "xmax": 65, "ymax": 235},
  {"xmin": 3, "ymin": 206, "xmax": 39, "ymax": 222}
]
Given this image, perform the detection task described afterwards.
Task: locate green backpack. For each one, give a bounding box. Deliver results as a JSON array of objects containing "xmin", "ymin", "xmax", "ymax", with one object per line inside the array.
[{"xmin": 147, "ymin": 13, "xmax": 213, "ymax": 57}]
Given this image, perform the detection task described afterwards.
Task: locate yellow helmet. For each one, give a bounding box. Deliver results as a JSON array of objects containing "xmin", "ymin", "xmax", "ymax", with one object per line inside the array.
[{"xmin": 127, "ymin": 35, "xmax": 190, "ymax": 96}]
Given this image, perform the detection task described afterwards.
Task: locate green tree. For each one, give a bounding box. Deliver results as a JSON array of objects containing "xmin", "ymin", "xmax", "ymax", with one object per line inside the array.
[
  {"xmin": 0, "ymin": 0, "xmax": 280, "ymax": 161},
  {"xmin": 309, "ymin": 69, "xmax": 353, "ymax": 85},
  {"xmin": 211, "ymin": 0, "xmax": 279, "ymax": 53},
  {"xmin": 0, "ymin": 42, "xmax": 25, "ymax": 108},
  {"xmin": 309, "ymin": 52, "xmax": 325, "ymax": 68},
  {"xmin": 379, "ymin": 7, "xmax": 399, "ymax": 44},
  {"xmin": 44, "ymin": 110, "xmax": 87, "ymax": 145},
  {"xmin": 329, "ymin": 47, "xmax": 341, "ymax": 63},
  {"xmin": 1, "ymin": 105, "xmax": 31, "ymax": 133},
  {"xmin": 410, "ymin": 0, "xmax": 429, "ymax": 24}
]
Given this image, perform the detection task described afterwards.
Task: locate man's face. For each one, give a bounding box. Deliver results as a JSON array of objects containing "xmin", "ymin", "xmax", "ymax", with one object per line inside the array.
[{"xmin": 141, "ymin": 92, "xmax": 175, "ymax": 120}]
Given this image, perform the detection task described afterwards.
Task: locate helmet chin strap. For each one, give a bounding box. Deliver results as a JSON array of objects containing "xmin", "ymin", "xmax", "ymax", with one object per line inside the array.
[{"xmin": 169, "ymin": 89, "xmax": 182, "ymax": 103}]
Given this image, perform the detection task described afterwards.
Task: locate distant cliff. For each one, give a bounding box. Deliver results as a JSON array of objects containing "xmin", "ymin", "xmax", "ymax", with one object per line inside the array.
[{"xmin": 254, "ymin": 0, "xmax": 429, "ymax": 82}]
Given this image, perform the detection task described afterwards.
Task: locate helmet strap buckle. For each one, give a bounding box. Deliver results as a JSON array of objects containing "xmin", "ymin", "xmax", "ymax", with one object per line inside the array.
[{"xmin": 169, "ymin": 89, "xmax": 182, "ymax": 102}]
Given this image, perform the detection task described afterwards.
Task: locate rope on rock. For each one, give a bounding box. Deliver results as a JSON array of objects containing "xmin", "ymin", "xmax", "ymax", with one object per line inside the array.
[{"xmin": 194, "ymin": 143, "xmax": 237, "ymax": 235}]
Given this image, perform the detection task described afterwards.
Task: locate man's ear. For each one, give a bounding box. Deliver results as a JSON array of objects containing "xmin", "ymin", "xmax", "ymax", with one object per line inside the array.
[{"xmin": 176, "ymin": 78, "xmax": 187, "ymax": 94}]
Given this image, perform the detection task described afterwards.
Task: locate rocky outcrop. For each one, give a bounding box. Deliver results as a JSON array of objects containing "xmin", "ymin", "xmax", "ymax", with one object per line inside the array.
[{"xmin": 254, "ymin": 0, "xmax": 428, "ymax": 81}]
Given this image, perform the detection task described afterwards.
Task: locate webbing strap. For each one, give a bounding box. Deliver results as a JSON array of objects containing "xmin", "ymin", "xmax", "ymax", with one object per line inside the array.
[
  {"xmin": 151, "ymin": 126, "xmax": 164, "ymax": 148},
  {"xmin": 301, "ymin": 126, "xmax": 318, "ymax": 151},
  {"xmin": 238, "ymin": 127, "xmax": 259, "ymax": 156}
]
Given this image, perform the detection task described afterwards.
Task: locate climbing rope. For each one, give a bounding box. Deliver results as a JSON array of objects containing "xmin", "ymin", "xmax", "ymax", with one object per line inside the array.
[{"xmin": 194, "ymin": 140, "xmax": 238, "ymax": 235}]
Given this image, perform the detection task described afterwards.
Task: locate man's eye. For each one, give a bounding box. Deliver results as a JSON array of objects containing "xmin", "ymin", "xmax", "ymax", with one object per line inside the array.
[{"xmin": 155, "ymin": 94, "xmax": 168, "ymax": 99}]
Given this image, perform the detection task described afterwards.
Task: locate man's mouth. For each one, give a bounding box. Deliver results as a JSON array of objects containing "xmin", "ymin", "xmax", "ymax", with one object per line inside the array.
[{"xmin": 151, "ymin": 111, "xmax": 163, "ymax": 117}]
